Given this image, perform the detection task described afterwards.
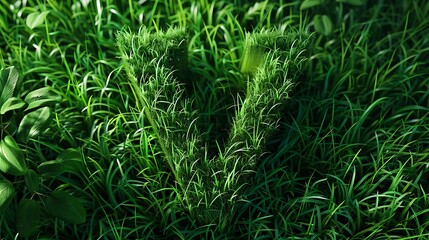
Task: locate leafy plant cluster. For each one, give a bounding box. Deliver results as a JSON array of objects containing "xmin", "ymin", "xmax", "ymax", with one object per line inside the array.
[
  {"xmin": 0, "ymin": 0, "xmax": 428, "ymax": 239},
  {"xmin": 300, "ymin": 0, "xmax": 364, "ymax": 36},
  {"xmin": 0, "ymin": 66, "xmax": 85, "ymax": 238}
]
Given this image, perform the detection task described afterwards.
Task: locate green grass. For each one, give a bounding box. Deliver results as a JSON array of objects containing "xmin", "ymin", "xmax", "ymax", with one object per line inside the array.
[{"xmin": 1, "ymin": 0, "xmax": 429, "ymax": 239}]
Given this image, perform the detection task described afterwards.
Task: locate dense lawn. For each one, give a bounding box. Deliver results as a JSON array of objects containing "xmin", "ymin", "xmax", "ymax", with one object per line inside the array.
[{"xmin": 1, "ymin": 0, "xmax": 429, "ymax": 239}]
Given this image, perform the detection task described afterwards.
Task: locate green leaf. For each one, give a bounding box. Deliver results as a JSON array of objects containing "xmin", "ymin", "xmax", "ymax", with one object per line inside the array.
[
  {"xmin": 245, "ymin": 2, "xmax": 268, "ymax": 18},
  {"xmin": 240, "ymin": 48, "xmax": 266, "ymax": 74},
  {"xmin": 38, "ymin": 149, "xmax": 83, "ymax": 176},
  {"xmin": 0, "ymin": 180, "xmax": 14, "ymax": 214},
  {"xmin": 0, "ymin": 135, "xmax": 27, "ymax": 176},
  {"xmin": 56, "ymin": 148, "xmax": 84, "ymax": 174},
  {"xmin": 45, "ymin": 190, "xmax": 86, "ymax": 224},
  {"xmin": 24, "ymin": 87, "xmax": 61, "ymax": 111},
  {"xmin": 2, "ymin": 115, "xmax": 19, "ymax": 136},
  {"xmin": 336, "ymin": 0, "xmax": 364, "ymax": 6},
  {"xmin": 313, "ymin": 15, "xmax": 333, "ymax": 36},
  {"xmin": 38, "ymin": 160, "xmax": 64, "ymax": 176},
  {"xmin": 25, "ymin": 169, "xmax": 40, "ymax": 192},
  {"xmin": 26, "ymin": 11, "xmax": 50, "ymax": 29},
  {"xmin": 1, "ymin": 97, "xmax": 26, "ymax": 115},
  {"xmin": 300, "ymin": 0, "xmax": 323, "ymax": 10},
  {"xmin": 17, "ymin": 106, "xmax": 52, "ymax": 143},
  {"xmin": 17, "ymin": 199, "xmax": 40, "ymax": 238},
  {"xmin": 0, "ymin": 66, "xmax": 20, "ymax": 108}
]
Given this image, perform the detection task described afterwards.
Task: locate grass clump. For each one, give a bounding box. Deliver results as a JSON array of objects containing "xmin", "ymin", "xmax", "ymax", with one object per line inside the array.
[
  {"xmin": 117, "ymin": 27, "xmax": 202, "ymax": 209},
  {"xmin": 206, "ymin": 27, "xmax": 312, "ymax": 225},
  {"xmin": 117, "ymin": 26, "xmax": 311, "ymax": 231}
]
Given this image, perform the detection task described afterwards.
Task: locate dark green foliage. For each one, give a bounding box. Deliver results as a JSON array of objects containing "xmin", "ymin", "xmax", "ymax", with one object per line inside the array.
[{"xmin": 0, "ymin": 66, "xmax": 86, "ymax": 238}]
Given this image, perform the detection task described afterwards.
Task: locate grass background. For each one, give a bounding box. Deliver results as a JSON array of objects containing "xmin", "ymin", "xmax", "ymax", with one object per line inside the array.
[{"xmin": 1, "ymin": 0, "xmax": 429, "ymax": 239}]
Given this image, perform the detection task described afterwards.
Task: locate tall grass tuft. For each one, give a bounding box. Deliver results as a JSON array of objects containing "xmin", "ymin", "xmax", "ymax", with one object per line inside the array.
[
  {"xmin": 117, "ymin": 26, "xmax": 312, "ymax": 230},
  {"xmin": 117, "ymin": 27, "xmax": 203, "ymax": 211},
  {"xmin": 197, "ymin": 26, "xmax": 312, "ymax": 227}
]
